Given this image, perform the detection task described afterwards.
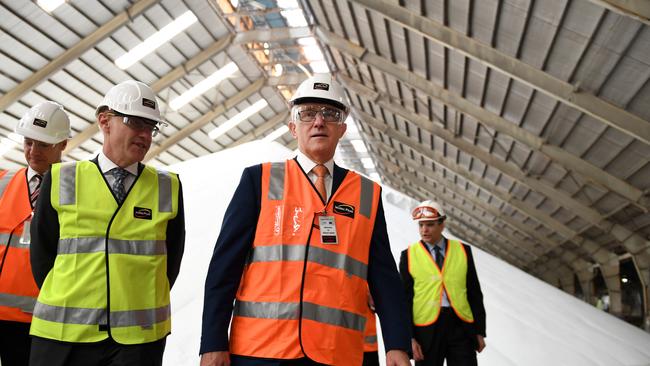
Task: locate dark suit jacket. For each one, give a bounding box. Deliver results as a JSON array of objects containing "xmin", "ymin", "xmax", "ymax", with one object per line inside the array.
[
  {"xmin": 200, "ymin": 159, "xmax": 411, "ymax": 357},
  {"xmin": 30, "ymin": 159, "xmax": 186, "ymax": 288},
  {"xmin": 399, "ymin": 238, "xmax": 486, "ymax": 346}
]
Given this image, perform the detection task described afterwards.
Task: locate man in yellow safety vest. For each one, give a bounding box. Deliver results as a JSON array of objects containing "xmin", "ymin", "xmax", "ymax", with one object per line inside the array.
[
  {"xmin": 29, "ymin": 80, "xmax": 185, "ymax": 366},
  {"xmin": 399, "ymin": 200, "xmax": 486, "ymax": 366}
]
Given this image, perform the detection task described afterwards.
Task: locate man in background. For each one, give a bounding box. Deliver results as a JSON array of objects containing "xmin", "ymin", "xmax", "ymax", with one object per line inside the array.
[
  {"xmin": 0, "ymin": 101, "xmax": 70, "ymax": 366},
  {"xmin": 400, "ymin": 200, "xmax": 486, "ymax": 366}
]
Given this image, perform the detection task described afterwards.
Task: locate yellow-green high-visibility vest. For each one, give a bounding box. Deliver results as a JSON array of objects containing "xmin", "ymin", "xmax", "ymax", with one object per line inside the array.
[
  {"xmin": 408, "ymin": 240, "xmax": 474, "ymax": 326},
  {"xmin": 30, "ymin": 160, "xmax": 179, "ymax": 344}
]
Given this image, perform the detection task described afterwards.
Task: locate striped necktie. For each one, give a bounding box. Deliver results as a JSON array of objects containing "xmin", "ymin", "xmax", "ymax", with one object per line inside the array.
[{"xmin": 30, "ymin": 174, "xmax": 42, "ymax": 207}]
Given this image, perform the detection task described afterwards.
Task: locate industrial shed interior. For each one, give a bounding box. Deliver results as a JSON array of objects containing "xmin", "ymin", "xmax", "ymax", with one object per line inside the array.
[{"xmin": 0, "ymin": 0, "xmax": 649, "ymax": 336}]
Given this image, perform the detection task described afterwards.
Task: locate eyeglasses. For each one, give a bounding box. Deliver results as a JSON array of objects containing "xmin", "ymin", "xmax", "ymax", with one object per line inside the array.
[
  {"xmin": 107, "ymin": 112, "xmax": 161, "ymax": 137},
  {"xmin": 412, "ymin": 206, "xmax": 444, "ymax": 221},
  {"xmin": 293, "ymin": 106, "xmax": 345, "ymax": 124},
  {"xmin": 24, "ymin": 139, "xmax": 57, "ymax": 150}
]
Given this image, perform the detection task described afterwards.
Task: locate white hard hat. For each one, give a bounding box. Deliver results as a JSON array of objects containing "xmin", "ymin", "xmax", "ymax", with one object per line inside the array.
[
  {"xmin": 15, "ymin": 101, "xmax": 71, "ymax": 144},
  {"xmin": 412, "ymin": 200, "xmax": 446, "ymax": 222},
  {"xmin": 96, "ymin": 80, "xmax": 162, "ymax": 124},
  {"xmin": 289, "ymin": 73, "xmax": 349, "ymax": 112}
]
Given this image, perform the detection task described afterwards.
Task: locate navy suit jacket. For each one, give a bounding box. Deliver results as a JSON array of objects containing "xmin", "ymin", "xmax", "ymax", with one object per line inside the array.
[{"xmin": 200, "ymin": 160, "xmax": 411, "ymax": 357}]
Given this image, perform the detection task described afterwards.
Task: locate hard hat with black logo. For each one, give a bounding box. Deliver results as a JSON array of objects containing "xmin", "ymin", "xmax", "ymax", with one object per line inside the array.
[
  {"xmin": 15, "ymin": 101, "xmax": 71, "ymax": 144},
  {"xmin": 289, "ymin": 74, "xmax": 349, "ymax": 113},
  {"xmin": 96, "ymin": 80, "xmax": 163, "ymax": 125}
]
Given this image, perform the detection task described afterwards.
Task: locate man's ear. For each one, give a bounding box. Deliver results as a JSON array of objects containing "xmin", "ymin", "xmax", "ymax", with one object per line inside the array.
[
  {"xmin": 289, "ymin": 121, "xmax": 297, "ymax": 138},
  {"xmin": 97, "ymin": 112, "xmax": 111, "ymax": 133}
]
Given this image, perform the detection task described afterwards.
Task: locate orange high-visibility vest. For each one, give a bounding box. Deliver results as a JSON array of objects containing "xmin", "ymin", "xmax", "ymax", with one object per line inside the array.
[
  {"xmin": 230, "ymin": 160, "xmax": 381, "ymax": 366},
  {"xmin": 0, "ymin": 168, "xmax": 39, "ymax": 323},
  {"xmin": 363, "ymin": 308, "xmax": 378, "ymax": 353}
]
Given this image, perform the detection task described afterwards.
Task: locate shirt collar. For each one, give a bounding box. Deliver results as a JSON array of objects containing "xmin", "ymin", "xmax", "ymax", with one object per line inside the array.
[
  {"xmin": 98, "ymin": 152, "xmax": 138, "ymax": 176},
  {"xmin": 423, "ymin": 236, "xmax": 446, "ymax": 252},
  {"xmin": 296, "ymin": 151, "xmax": 334, "ymax": 177},
  {"xmin": 26, "ymin": 166, "xmax": 40, "ymax": 181}
]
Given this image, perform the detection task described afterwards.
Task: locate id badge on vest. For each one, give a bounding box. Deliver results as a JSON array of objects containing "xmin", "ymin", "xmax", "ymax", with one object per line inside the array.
[
  {"xmin": 19, "ymin": 214, "xmax": 33, "ymax": 246},
  {"xmin": 319, "ymin": 215, "xmax": 338, "ymax": 244}
]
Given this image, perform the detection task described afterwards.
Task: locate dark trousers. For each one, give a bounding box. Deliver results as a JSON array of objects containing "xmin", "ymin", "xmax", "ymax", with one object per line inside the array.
[
  {"xmin": 29, "ymin": 336, "xmax": 166, "ymax": 366},
  {"xmin": 414, "ymin": 308, "xmax": 477, "ymax": 366},
  {"xmin": 231, "ymin": 355, "xmax": 327, "ymax": 366},
  {"xmin": 0, "ymin": 320, "xmax": 31, "ymax": 366},
  {"xmin": 362, "ymin": 351, "xmax": 379, "ymax": 366}
]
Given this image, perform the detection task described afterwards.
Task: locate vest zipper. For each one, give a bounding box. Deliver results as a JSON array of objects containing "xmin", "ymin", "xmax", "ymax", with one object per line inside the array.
[
  {"xmin": 96, "ymin": 163, "xmax": 143, "ymax": 338},
  {"xmin": 297, "ymin": 212, "xmax": 316, "ymax": 362}
]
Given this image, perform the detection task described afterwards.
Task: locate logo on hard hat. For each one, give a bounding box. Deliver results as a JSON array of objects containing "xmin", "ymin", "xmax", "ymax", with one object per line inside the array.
[
  {"xmin": 33, "ymin": 118, "xmax": 48, "ymax": 128},
  {"xmin": 142, "ymin": 98, "xmax": 156, "ymax": 109},
  {"xmin": 313, "ymin": 82, "xmax": 330, "ymax": 91}
]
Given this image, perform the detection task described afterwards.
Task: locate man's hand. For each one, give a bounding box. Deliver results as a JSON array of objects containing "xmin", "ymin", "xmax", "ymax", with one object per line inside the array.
[
  {"xmin": 386, "ymin": 350, "xmax": 410, "ymax": 366},
  {"xmin": 411, "ymin": 338, "xmax": 424, "ymax": 361},
  {"xmin": 476, "ymin": 335, "xmax": 486, "ymax": 353},
  {"xmin": 200, "ymin": 351, "xmax": 230, "ymax": 366}
]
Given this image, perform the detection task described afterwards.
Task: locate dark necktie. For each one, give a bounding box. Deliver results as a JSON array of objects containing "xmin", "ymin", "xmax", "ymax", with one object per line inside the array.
[
  {"xmin": 433, "ymin": 245, "xmax": 444, "ymax": 269},
  {"xmin": 312, "ymin": 164, "xmax": 328, "ymax": 201},
  {"xmin": 30, "ymin": 175, "xmax": 42, "ymax": 207},
  {"xmin": 110, "ymin": 168, "xmax": 130, "ymax": 203}
]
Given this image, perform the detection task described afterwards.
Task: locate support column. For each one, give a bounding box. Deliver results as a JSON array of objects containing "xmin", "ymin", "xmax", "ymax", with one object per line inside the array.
[
  {"xmin": 633, "ymin": 253, "xmax": 650, "ymax": 331},
  {"xmin": 559, "ymin": 269, "xmax": 577, "ymax": 296},
  {"xmin": 601, "ymin": 261, "xmax": 622, "ymax": 317},
  {"xmin": 577, "ymin": 268, "xmax": 595, "ymax": 305}
]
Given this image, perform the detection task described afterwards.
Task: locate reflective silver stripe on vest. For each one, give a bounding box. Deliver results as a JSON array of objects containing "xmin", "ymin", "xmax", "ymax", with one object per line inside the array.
[
  {"xmin": 33, "ymin": 302, "xmax": 170, "ymax": 327},
  {"xmin": 57, "ymin": 237, "xmax": 167, "ymax": 255},
  {"xmin": 59, "ymin": 162, "xmax": 77, "ymax": 205},
  {"xmin": 249, "ymin": 244, "xmax": 367, "ymax": 280},
  {"xmin": 0, "ymin": 170, "xmax": 17, "ymax": 197},
  {"xmin": 0, "ymin": 292, "xmax": 37, "ymax": 313},
  {"xmin": 365, "ymin": 335, "xmax": 377, "ymax": 344},
  {"xmin": 303, "ymin": 301, "xmax": 366, "ymax": 332},
  {"xmin": 34, "ymin": 301, "xmax": 107, "ymax": 325},
  {"xmin": 234, "ymin": 300, "xmax": 299, "ymax": 320},
  {"xmin": 359, "ymin": 175, "xmax": 373, "ymax": 218},
  {"xmin": 234, "ymin": 300, "xmax": 366, "ymax": 332},
  {"xmin": 157, "ymin": 170, "xmax": 172, "ymax": 213},
  {"xmin": 268, "ymin": 162, "xmax": 285, "ymax": 200},
  {"xmin": 110, "ymin": 304, "xmax": 170, "ymax": 327},
  {"xmin": 0, "ymin": 232, "xmax": 29, "ymax": 249}
]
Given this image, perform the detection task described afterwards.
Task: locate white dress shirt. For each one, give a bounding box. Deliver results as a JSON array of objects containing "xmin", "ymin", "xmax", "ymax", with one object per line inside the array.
[
  {"xmin": 97, "ymin": 152, "xmax": 138, "ymax": 193},
  {"xmin": 295, "ymin": 151, "xmax": 334, "ymax": 201},
  {"xmin": 26, "ymin": 167, "xmax": 42, "ymax": 195}
]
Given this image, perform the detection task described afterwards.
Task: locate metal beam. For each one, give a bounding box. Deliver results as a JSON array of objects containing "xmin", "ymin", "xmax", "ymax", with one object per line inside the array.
[
  {"xmin": 229, "ymin": 111, "xmax": 289, "ymax": 148},
  {"xmin": 0, "ymin": 0, "xmax": 158, "ymax": 114},
  {"xmin": 588, "ymin": 0, "xmax": 650, "ymax": 26},
  {"xmin": 345, "ymin": 1, "xmax": 650, "ymax": 145},
  {"xmin": 378, "ymin": 157, "xmax": 535, "ymax": 265},
  {"xmin": 286, "ymin": 139, "xmax": 298, "ymax": 151},
  {"xmin": 233, "ymin": 26, "xmax": 312, "ymax": 44},
  {"xmin": 150, "ymin": 35, "xmax": 235, "ymax": 93},
  {"xmin": 374, "ymin": 131, "xmax": 619, "ymax": 265},
  {"xmin": 143, "ymin": 78, "xmax": 265, "ymax": 162},
  {"xmin": 358, "ymin": 108, "xmax": 616, "ymax": 268},
  {"xmin": 267, "ymin": 73, "xmax": 309, "ymax": 86},
  {"xmin": 317, "ymin": 29, "xmax": 648, "ymax": 209},
  {"xmin": 63, "ymin": 34, "xmax": 236, "ymax": 155},
  {"xmin": 341, "ymin": 75, "xmax": 650, "ymax": 264},
  {"xmin": 376, "ymin": 163, "xmax": 527, "ymax": 267},
  {"xmin": 371, "ymin": 137, "xmax": 549, "ymax": 258}
]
